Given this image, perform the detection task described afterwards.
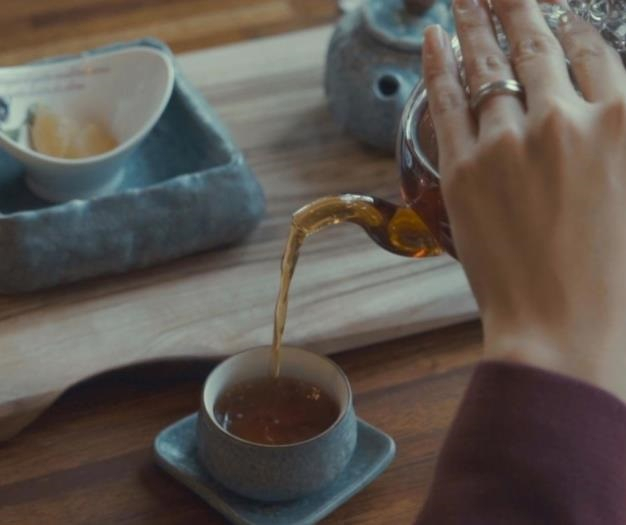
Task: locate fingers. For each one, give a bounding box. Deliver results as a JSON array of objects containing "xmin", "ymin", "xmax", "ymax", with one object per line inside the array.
[
  {"xmin": 422, "ymin": 25, "xmax": 475, "ymax": 163},
  {"xmin": 556, "ymin": 12, "xmax": 626, "ymax": 102},
  {"xmin": 453, "ymin": 0, "xmax": 524, "ymax": 135},
  {"xmin": 491, "ymin": 0, "xmax": 577, "ymax": 109}
]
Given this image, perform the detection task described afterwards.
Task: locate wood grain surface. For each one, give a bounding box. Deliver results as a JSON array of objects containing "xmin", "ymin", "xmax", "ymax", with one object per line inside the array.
[
  {"xmin": 0, "ymin": 0, "xmax": 338, "ymax": 66},
  {"xmin": 0, "ymin": 2, "xmax": 485, "ymax": 524}
]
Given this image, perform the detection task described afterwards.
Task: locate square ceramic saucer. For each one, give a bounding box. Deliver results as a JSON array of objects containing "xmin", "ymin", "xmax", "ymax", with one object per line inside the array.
[{"xmin": 154, "ymin": 413, "xmax": 396, "ymax": 525}]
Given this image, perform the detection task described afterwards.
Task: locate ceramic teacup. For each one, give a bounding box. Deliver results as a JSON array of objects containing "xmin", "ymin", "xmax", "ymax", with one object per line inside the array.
[{"xmin": 196, "ymin": 346, "xmax": 358, "ymax": 502}]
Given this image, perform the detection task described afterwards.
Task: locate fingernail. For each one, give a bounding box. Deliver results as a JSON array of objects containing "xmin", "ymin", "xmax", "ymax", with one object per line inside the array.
[
  {"xmin": 424, "ymin": 25, "xmax": 447, "ymax": 52},
  {"xmin": 454, "ymin": 0, "xmax": 479, "ymax": 10}
]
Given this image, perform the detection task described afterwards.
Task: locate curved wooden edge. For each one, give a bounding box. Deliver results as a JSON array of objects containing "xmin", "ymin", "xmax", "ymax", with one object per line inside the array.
[{"xmin": 0, "ymin": 391, "xmax": 62, "ymax": 443}]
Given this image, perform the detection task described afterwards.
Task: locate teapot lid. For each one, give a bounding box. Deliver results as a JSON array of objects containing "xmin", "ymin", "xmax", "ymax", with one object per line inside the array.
[{"xmin": 363, "ymin": 0, "xmax": 454, "ymax": 52}]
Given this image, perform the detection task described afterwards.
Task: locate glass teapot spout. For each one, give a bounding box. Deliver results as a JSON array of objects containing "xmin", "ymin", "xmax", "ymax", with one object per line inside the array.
[{"xmin": 291, "ymin": 194, "xmax": 443, "ymax": 258}]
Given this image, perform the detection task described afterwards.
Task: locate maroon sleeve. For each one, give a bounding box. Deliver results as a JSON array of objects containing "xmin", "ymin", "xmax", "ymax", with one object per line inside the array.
[{"xmin": 416, "ymin": 361, "xmax": 626, "ymax": 525}]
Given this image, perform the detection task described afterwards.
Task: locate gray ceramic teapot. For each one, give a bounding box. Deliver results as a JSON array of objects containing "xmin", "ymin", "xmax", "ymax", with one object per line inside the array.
[{"xmin": 325, "ymin": 0, "xmax": 454, "ymax": 153}]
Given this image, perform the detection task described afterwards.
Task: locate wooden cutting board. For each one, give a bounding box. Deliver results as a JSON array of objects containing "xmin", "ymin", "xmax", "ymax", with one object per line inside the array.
[{"xmin": 0, "ymin": 26, "xmax": 477, "ymax": 441}]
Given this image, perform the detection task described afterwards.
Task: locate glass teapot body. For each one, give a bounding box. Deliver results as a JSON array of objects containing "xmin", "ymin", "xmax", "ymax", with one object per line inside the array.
[
  {"xmin": 393, "ymin": 0, "xmax": 626, "ymax": 257},
  {"xmin": 396, "ymin": 84, "xmax": 451, "ymax": 254}
]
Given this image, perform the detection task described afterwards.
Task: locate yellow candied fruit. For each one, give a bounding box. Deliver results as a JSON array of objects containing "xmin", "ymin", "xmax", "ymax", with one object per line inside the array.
[{"xmin": 30, "ymin": 106, "xmax": 118, "ymax": 159}]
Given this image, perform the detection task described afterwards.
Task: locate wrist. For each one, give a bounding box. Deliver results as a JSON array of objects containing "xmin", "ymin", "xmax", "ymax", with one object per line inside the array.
[
  {"xmin": 483, "ymin": 319, "xmax": 626, "ymax": 404},
  {"xmin": 483, "ymin": 325, "xmax": 570, "ymax": 372}
]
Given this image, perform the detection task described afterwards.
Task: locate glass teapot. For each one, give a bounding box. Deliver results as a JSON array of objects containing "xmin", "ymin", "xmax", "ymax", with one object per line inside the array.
[{"xmin": 292, "ymin": 1, "xmax": 626, "ymax": 259}]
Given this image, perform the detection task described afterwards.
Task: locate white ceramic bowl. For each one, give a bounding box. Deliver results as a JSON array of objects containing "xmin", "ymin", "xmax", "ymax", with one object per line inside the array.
[{"xmin": 0, "ymin": 46, "xmax": 174, "ymax": 202}]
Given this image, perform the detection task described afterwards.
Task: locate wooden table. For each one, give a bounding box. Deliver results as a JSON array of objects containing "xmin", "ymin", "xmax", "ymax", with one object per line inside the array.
[{"xmin": 0, "ymin": 2, "xmax": 484, "ymax": 523}]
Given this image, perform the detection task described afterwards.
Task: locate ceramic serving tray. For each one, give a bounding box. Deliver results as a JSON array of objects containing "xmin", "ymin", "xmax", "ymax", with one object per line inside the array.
[{"xmin": 0, "ymin": 38, "xmax": 265, "ymax": 293}]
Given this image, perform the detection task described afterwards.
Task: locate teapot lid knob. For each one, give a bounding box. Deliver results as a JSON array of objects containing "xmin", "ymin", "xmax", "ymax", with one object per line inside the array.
[{"xmin": 363, "ymin": 0, "xmax": 455, "ymax": 52}]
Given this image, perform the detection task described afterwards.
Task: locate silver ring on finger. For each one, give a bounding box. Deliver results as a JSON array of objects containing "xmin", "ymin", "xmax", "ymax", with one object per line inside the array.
[{"xmin": 470, "ymin": 79, "xmax": 526, "ymax": 112}]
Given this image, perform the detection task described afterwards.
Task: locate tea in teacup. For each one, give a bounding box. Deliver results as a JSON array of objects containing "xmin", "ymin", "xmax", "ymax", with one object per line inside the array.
[{"xmin": 214, "ymin": 376, "xmax": 339, "ymax": 445}]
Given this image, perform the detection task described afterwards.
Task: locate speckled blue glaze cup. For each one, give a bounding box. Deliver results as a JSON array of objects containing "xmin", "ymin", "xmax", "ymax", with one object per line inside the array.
[{"xmin": 196, "ymin": 346, "xmax": 358, "ymax": 502}]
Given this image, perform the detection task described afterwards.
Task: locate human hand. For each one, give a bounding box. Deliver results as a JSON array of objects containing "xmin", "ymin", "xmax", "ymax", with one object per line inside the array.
[{"xmin": 422, "ymin": 0, "xmax": 626, "ymax": 399}]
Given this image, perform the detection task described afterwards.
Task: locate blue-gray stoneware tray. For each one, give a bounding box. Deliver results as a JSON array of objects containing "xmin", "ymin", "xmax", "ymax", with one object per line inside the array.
[
  {"xmin": 154, "ymin": 413, "xmax": 396, "ymax": 525},
  {"xmin": 0, "ymin": 38, "xmax": 265, "ymax": 293}
]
